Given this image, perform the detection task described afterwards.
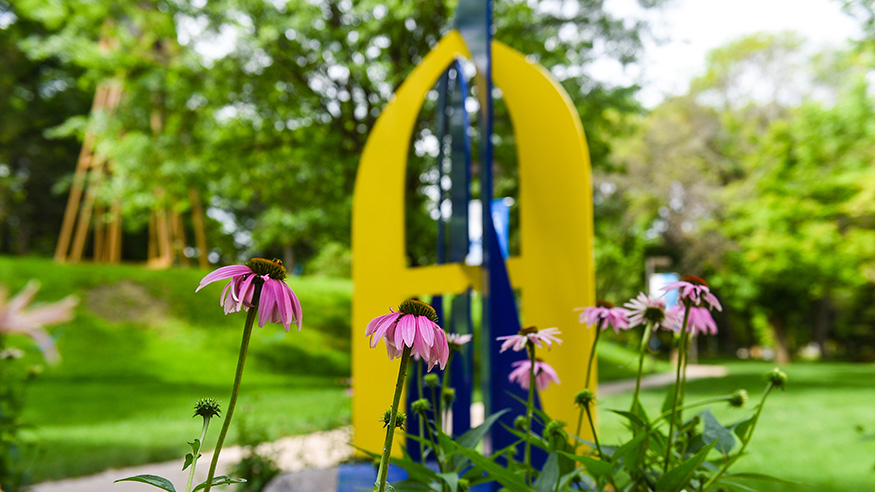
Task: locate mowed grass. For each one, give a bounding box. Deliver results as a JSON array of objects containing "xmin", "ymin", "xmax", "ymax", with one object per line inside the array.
[
  {"xmin": 1, "ymin": 256, "xmax": 352, "ymax": 482},
  {"xmin": 597, "ymin": 360, "xmax": 875, "ymax": 492}
]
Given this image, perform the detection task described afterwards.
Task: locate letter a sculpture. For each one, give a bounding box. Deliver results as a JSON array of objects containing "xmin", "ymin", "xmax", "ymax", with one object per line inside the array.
[{"xmin": 352, "ymin": 0, "xmax": 597, "ymax": 462}]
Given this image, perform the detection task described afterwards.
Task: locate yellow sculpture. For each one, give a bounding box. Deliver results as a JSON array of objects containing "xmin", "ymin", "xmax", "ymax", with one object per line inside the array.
[{"xmin": 352, "ymin": 30, "xmax": 596, "ymax": 454}]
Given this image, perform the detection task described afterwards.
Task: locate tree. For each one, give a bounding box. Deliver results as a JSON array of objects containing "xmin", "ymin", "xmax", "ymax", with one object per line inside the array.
[{"xmin": 11, "ymin": 0, "xmax": 665, "ymax": 269}]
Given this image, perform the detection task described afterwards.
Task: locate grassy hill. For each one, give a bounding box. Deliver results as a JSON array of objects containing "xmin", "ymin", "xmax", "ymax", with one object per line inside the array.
[{"xmin": 1, "ymin": 256, "xmax": 352, "ymax": 481}]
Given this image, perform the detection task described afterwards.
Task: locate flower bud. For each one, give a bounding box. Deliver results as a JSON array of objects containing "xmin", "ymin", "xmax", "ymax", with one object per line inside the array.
[
  {"xmin": 442, "ymin": 388, "xmax": 456, "ymax": 406},
  {"xmin": 574, "ymin": 389, "xmax": 596, "ymax": 409},
  {"xmin": 513, "ymin": 415, "xmax": 528, "ymax": 431},
  {"xmin": 424, "ymin": 374, "xmax": 440, "ymax": 389},
  {"xmin": 544, "ymin": 420, "xmax": 567, "ymax": 440},
  {"xmin": 765, "ymin": 368, "xmax": 788, "ymax": 390},
  {"xmin": 381, "ymin": 409, "xmax": 406, "ymax": 430},
  {"xmin": 411, "ymin": 398, "xmax": 431, "ymax": 414},
  {"xmin": 728, "ymin": 389, "xmax": 748, "ymax": 408},
  {"xmin": 194, "ymin": 397, "xmax": 222, "ymax": 419}
]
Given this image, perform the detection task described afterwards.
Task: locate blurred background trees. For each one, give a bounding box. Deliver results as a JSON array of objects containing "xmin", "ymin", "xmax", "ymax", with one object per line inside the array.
[{"xmin": 1, "ymin": 0, "xmax": 874, "ymax": 361}]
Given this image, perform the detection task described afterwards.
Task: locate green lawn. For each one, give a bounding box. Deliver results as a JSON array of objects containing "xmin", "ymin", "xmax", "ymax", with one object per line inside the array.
[
  {"xmin": 1, "ymin": 256, "xmax": 353, "ymax": 482},
  {"xmin": 5, "ymin": 256, "xmax": 873, "ymax": 490},
  {"xmin": 597, "ymin": 360, "xmax": 875, "ymax": 492}
]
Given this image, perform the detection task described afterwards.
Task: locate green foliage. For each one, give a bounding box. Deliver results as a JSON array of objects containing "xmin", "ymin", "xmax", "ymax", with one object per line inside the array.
[
  {"xmin": 6, "ymin": 0, "xmax": 659, "ymax": 265},
  {"xmin": 0, "ymin": 355, "xmax": 38, "ymax": 492}
]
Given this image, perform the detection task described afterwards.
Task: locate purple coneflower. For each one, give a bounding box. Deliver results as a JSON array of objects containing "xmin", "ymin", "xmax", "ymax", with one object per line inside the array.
[
  {"xmin": 0, "ymin": 281, "xmax": 77, "ymax": 363},
  {"xmin": 508, "ymin": 359, "xmax": 560, "ymax": 391},
  {"xmin": 496, "ymin": 326, "xmax": 562, "ymax": 353},
  {"xmin": 447, "ymin": 332, "xmax": 473, "ymax": 349},
  {"xmin": 662, "ymin": 275, "xmax": 722, "ymax": 311},
  {"xmin": 365, "ymin": 299, "xmax": 449, "ymax": 371},
  {"xmin": 196, "ymin": 258, "xmax": 302, "ymax": 332},
  {"xmin": 669, "ymin": 305, "xmax": 718, "ymax": 335},
  {"xmin": 624, "ymin": 292, "xmax": 678, "ymax": 331},
  {"xmin": 577, "ymin": 301, "xmax": 631, "ymax": 333}
]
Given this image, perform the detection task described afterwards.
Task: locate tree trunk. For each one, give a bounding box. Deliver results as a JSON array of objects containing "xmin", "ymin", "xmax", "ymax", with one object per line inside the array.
[
  {"xmin": 283, "ymin": 245, "xmax": 295, "ymax": 274},
  {"xmin": 769, "ymin": 313, "xmax": 792, "ymax": 365},
  {"xmin": 813, "ymin": 297, "xmax": 833, "ymax": 359}
]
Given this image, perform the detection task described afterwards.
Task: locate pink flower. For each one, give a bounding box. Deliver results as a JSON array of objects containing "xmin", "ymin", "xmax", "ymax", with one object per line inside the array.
[
  {"xmin": 196, "ymin": 258, "xmax": 302, "ymax": 332},
  {"xmin": 365, "ymin": 300, "xmax": 449, "ymax": 371},
  {"xmin": 508, "ymin": 359, "xmax": 560, "ymax": 391},
  {"xmin": 0, "ymin": 281, "xmax": 78, "ymax": 363},
  {"xmin": 447, "ymin": 333, "xmax": 473, "ymax": 348},
  {"xmin": 662, "ymin": 276, "xmax": 722, "ymax": 311},
  {"xmin": 577, "ymin": 301, "xmax": 631, "ymax": 333},
  {"xmin": 496, "ymin": 326, "xmax": 562, "ymax": 353},
  {"xmin": 623, "ymin": 292, "xmax": 678, "ymax": 331},
  {"xmin": 668, "ymin": 305, "xmax": 718, "ymax": 335}
]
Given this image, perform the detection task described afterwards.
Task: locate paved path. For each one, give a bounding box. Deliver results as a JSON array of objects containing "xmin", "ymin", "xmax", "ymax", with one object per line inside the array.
[{"xmin": 32, "ymin": 365, "xmax": 726, "ymax": 492}]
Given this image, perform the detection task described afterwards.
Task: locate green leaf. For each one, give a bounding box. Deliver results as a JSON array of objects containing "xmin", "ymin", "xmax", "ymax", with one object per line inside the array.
[
  {"xmin": 557, "ymin": 452, "xmax": 612, "ymax": 478},
  {"xmin": 608, "ymin": 409, "xmax": 649, "ymax": 429},
  {"xmin": 192, "ymin": 476, "xmax": 246, "ymax": 492},
  {"xmin": 436, "ymin": 472, "xmax": 460, "ymax": 492},
  {"xmin": 388, "ymin": 454, "xmax": 440, "ymax": 484},
  {"xmin": 722, "ymin": 472, "xmax": 800, "ymax": 485},
  {"xmin": 457, "ymin": 409, "xmax": 510, "ymax": 449},
  {"xmin": 656, "ymin": 441, "xmax": 716, "ymax": 492},
  {"xmin": 701, "ymin": 409, "xmax": 736, "ymax": 455},
  {"xmin": 662, "ymin": 386, "xmax": 676, "ymax": 415},
  {"xmin": 452, "ymin": 445, "xmax": 529, "ymax": 492},
  {"xmin": 182, "ymin": 453, "xmax": 194, "ymax": 471},
  {"xmin": 188, "ymin": 438, "xmax": 201, "ymax": 454},
  {"xmin": 114, "ymin": 475, "xmax": 177, "ymax": 492},
  {"xmin": 713, "ymin": 479, "xmax": 758, "ymax": 492},
  {"xmin": 533, "ymin": 452, "xmax": 560, "ymax": 492},
  {"xmin": 730, "ymin": 415, "xmax": 755, "ymax": 441},
  {"xmin": 610, "ymin": 430, "xmax": 649, "ymax": 470}
]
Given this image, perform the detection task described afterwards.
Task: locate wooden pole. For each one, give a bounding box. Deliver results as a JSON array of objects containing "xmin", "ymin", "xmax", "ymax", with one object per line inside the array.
[
  {"xmin": 108, "ymin": 200, "xmax": 122, "ymax": 263},
  {"xmin": 55, "ymin": 84, "xmax": 108, "ymax": 262}
]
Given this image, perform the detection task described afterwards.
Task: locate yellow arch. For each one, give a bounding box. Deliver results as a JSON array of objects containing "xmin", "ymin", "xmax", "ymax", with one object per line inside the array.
[{"xmin": 351, "ymin": 30, "xmax": 596, "ymax": 454}]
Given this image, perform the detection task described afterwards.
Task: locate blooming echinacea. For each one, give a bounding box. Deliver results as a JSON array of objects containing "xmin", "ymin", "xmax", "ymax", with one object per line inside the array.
[
  {"xmin": 662, "ymin": 275, "xmax": 722, "ymax": 311},
  {"xmin": 577, "ymin": 301, "xmax": 631, "ymax": 333},
  {"xmin": 508, "ymin": 359, "xmax": 560, "ymax": 391},
  {"xmin": 624, "ymin": 292, "xmax": 678, "ymax": 331},
  {"xmin": 497, "ymin": 326, "xmax": 562, "ymax": 353},
  {"xmin": 669, "ymin": 305, "xmax": 718, "ymax": 335},
  {"xmin": 0, "ymin": 281, "xmax": 77, "ymax": 363},
  {"xmin": 365, "ymin": 299, "xmax": 449, "ymax": 371},
  {"xmin": 196, "ymin": 258, "xmax": 302, "ymax": 332}
]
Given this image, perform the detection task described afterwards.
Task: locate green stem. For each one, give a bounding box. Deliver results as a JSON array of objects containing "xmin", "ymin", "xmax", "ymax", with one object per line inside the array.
[
  {"xmin": 631, "ymin": 322, "xmax": 655, "ymax": 416},
  {"xmin": 584, "ymin": 320, "xmax": 604, "ymax": 389},
  {"xmin": 584, "ymin": 404, "xmax": 602, "ymax": 458},
  {"xmin": 702, "ymin": 384, "xmax": 775, "ymax": 490},
  {"xmin": 416, "ymin": 361, "xmax": 425, "ymax": 460},
  {"xmin": 663, "ymin": 305, "xmax": 691, "ymax": 473},
  {"xmin": 185, "ymin": 417, "xmax": 211, "ymax": 492},
  {"xmin": 524, "ymin": 342, "xmax": 536, "ymax": 486},
  {"xmin": 204, "ymin": 305, "xmax": 257, "ymax": 492},
  {"xmin": 575, "ymin": 406, "xmax": 585, "ymax": 441},
  {"xmin": 376, "ymin": 345, "xmax": 412, "ymax": 492},
  {"xmin": 437, "ymin": 349, "xmax": 456, "ymax": 433}
]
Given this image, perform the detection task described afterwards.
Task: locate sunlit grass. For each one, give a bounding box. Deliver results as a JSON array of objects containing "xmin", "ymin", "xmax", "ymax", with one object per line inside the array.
[
  {"xmin": 1, "ymin": 256, "xmax": 353, "ymax": 482},
  {"xmin": 597, "ymin": 360, "xmax": 875, "ymax": 492}
]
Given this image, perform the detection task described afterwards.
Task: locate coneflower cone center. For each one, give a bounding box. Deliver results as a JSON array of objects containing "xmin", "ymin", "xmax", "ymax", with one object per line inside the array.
[
  {"xmin": 596, "ymin": 300, "xmax": 615, "ymax": 308},
  {"xmin": 682, "ymin": 275, "xmax": 708, "ymax": 287},
  {"xmin": 246, "ymin": 258, "xmax": 287, "ymax": 280},
  {"xmin": 642, "ymin": 306, "xmax": 666, "ymax": 324},
  {"xmin": 519, "ymin": 326, "xmax": 539, "ymax": 335},
  {"xmin": 398, "ymin": 299, "xmax": 439, "ymax": 323}
]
